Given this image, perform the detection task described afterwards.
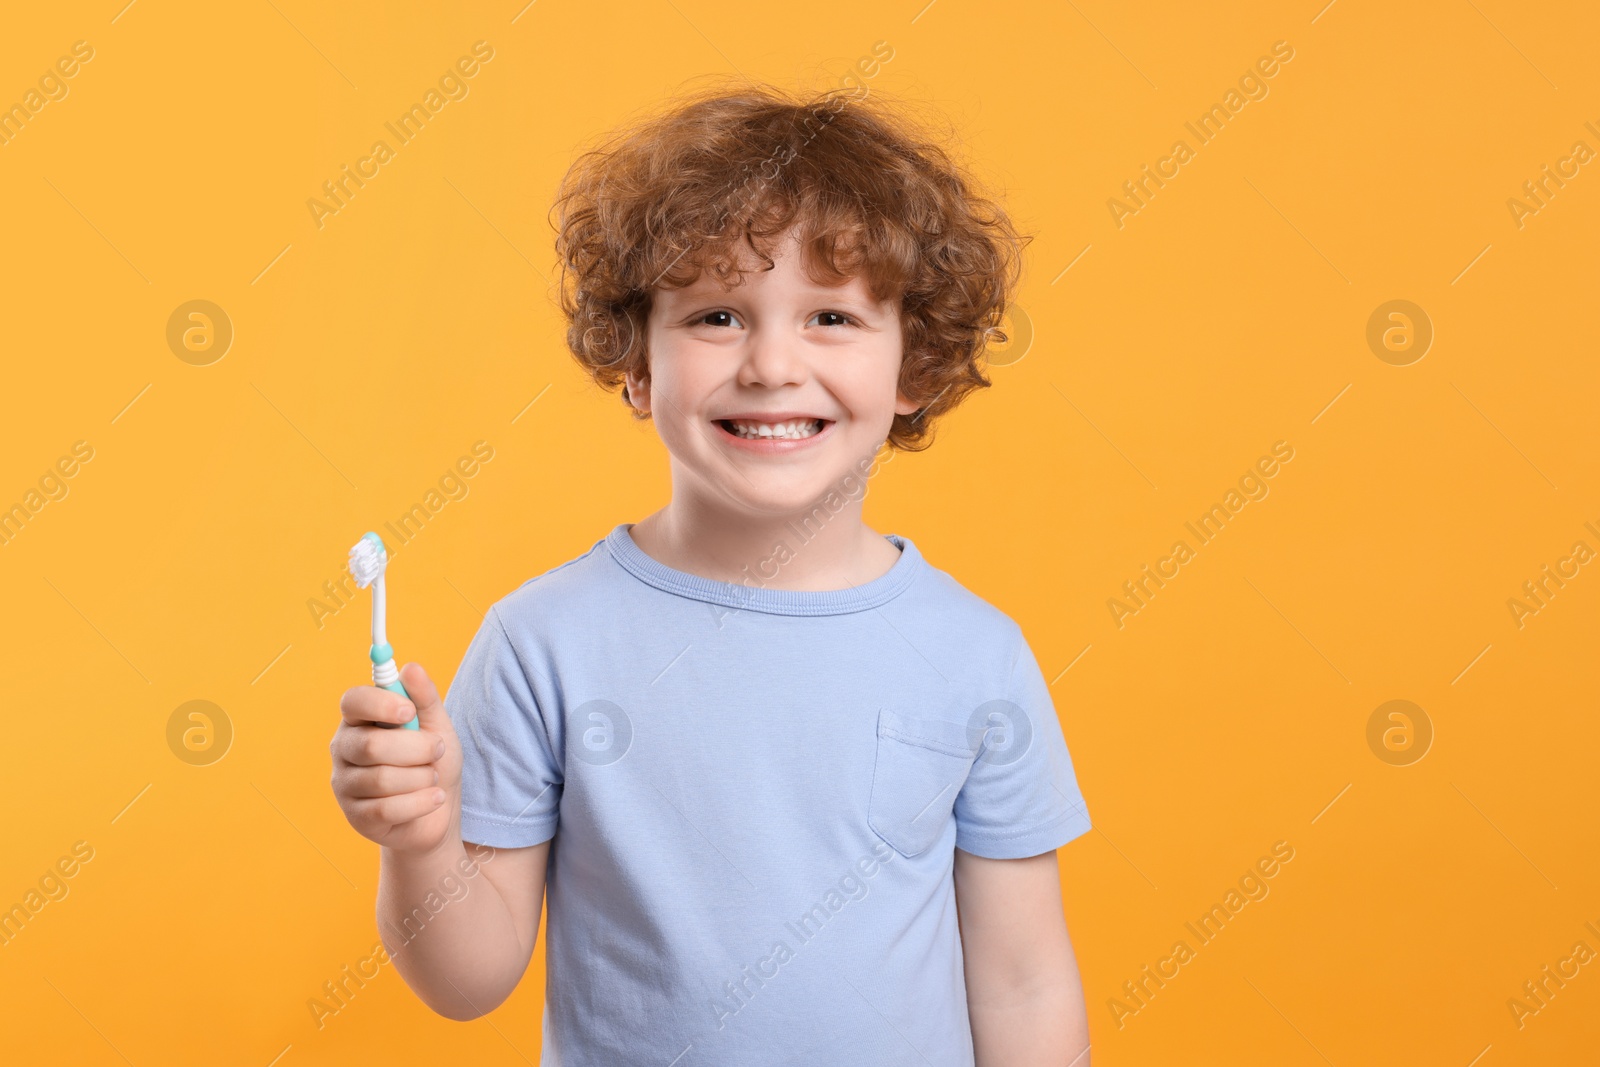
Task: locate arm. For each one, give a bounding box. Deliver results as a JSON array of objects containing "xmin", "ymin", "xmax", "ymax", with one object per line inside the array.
[
  {"xmin": 335, "ymin": 661, "xmax": 550, "ymax": 1020},
  {"xmin": 954, "ymin": 846, "xmax": 1090, "ymax": 1067},
  {"xmin": 378, "ymin": 835, "xmax": 548, "ymax": 1020}
]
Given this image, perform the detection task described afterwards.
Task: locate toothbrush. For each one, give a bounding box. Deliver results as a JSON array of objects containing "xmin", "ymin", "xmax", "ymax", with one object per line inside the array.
[{"xmin": 349, "ymin": 531, "xmax": 419, "ymax": 730}]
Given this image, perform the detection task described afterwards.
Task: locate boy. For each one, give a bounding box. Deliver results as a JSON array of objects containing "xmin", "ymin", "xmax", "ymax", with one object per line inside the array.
[{"xmin": 332, "ymin": 82, "xmax": 1093, "ymax": 1065}]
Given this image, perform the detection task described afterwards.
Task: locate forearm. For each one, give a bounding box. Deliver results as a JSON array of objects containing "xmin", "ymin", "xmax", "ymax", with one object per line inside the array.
[
  {"xmin": 377, "ymin": 829, "xmax": 528, "ymax": 1019},
  {"xmin": 969, "ymin": 969, "xmax": 1090, "ymax": 1066}
]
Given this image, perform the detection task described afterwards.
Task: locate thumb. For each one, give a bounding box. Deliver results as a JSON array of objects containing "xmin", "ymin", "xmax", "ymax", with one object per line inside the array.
[{"xmin": 399, "ymin": 662, "xmax": 454, "ymax": 736}]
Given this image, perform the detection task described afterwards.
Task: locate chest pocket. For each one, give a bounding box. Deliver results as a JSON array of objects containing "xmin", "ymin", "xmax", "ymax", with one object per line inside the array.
[{"xmin": 867, "ymin": 708, "xmax": 978, "ymax": 858}]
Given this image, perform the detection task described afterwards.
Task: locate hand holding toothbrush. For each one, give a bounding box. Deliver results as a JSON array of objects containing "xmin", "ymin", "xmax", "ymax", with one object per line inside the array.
[
  {"xmin": 332, "ymin": 531, "xmax": 464, "ymax": 853},
  {"xmin": 331, "ymin": 660, "xmax": 463, "ymax": 853}
]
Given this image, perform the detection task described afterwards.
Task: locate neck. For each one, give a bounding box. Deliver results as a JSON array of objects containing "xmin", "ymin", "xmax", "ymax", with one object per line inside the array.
[{"xmin": 630, "ymin": 470, "xmax": 898, "ymax": 593}]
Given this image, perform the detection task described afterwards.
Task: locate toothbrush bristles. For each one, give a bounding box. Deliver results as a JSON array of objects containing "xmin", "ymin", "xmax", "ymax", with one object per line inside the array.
[{"xmin": 348, "ymin": 535, "xmax": 387, "ymax": 588}]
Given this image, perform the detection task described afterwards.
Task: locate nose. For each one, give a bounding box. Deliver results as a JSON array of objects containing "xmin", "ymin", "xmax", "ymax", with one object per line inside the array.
[{"xmin": 735, "ymin": 323, "xmax": 808, "ymax": 390}]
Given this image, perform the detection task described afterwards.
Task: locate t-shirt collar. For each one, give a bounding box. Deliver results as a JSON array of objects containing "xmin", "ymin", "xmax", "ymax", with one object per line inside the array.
[{"xmin": 604, "ymin": 523, "xmax": 923, "ymax": 616}]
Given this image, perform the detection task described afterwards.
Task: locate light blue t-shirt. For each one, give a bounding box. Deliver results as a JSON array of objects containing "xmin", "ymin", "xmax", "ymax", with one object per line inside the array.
[{"xmin": 445, "ymin": 523, "xmax": 1092, "ymax": 1066}]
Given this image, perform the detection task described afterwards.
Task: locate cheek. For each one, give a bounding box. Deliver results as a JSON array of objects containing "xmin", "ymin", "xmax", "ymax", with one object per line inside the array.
[
  {"xmin": 643, "ymin": 343, "xmax": 718, "ymax": 439},
  {"xmin": 648, "ymin": 348, "xmax": 703, "ymax": 404},
  {"xmin": 839, "ymin": 342, "xmax": 905, "ymax": 420}
]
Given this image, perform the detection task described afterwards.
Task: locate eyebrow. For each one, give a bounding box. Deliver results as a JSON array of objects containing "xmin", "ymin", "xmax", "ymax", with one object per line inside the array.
[{"xmin": 662, "ymin": 283, "xmax": 886, "ymax": 310}]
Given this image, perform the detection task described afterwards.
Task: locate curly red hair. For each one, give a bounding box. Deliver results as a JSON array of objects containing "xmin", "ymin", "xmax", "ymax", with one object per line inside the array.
[{"xmin": 550, "ymin": 78, "xmax": 1030, "ymax": 452}]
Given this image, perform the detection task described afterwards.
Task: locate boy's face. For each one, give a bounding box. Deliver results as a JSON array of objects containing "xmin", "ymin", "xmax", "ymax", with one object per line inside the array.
[{"xmin": 630, "ymin": 229, "xmax": 919, "ymax": 517}]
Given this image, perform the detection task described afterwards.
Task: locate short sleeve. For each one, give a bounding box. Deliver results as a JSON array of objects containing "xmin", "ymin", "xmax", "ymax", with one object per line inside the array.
[
  {"xmin": 953, "ymin": 630, "xmax": 1092, "ymax": 859},
  {"xmin": 445, "ymin": 606, "xmax": 563, "ymax": 848}
]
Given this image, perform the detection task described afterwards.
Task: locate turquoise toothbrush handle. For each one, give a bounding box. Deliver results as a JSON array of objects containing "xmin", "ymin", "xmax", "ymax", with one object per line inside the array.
[
  {"xmin": 384, "ymin": 678, "xmax": 420, "ymax": 730},
  {"xmin": 371, "ymin": 641, "xmax": 419, "ymax": 731}
]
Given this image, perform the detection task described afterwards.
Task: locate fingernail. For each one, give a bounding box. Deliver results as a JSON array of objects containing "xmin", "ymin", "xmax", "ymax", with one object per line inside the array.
[
  {"xmin": 433, "ymin": 790, "xmax": 446, "ymax": 805},
  {"xmin": 434, "ymin": 739, "xmax": 446, "ymax": 758},
  {"xmin": 433, "ymin": 769, "xmax": 440, "ymax": 785}
]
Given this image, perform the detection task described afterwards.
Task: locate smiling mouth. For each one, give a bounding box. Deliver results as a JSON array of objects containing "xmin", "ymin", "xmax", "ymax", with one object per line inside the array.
[{"xmin": 715, "ymin": 418, "xmax": 831, "ymax": 441}]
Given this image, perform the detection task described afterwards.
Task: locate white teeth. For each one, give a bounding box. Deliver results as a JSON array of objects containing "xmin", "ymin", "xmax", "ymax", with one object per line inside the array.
[{"xmin": 726, "ymin": 419, "xmax": 823, "ymax": 440}]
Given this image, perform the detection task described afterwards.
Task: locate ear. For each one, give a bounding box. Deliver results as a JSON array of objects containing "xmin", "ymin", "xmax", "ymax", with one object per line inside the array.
[
  {"xmin": 624, "ymin": 369, "xmax": 652, "ymax": 415},
  {"xmin": 893, "ymin": 385, "xmax": 921, "ymax": 418}
]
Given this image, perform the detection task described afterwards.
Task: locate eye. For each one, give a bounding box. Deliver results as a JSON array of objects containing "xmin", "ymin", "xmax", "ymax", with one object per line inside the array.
[
  {"xmin": 810, "ymin": 311, "xmax": 857, "ymax": 328},
  {"xmin": 695, "ymin": 310, "xmax": 743, "ymax": 329}
]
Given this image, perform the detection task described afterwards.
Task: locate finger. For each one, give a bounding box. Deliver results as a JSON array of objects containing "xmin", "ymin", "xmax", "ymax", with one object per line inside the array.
[
  {"xmin": 337, "ymin": 762, "xmax": 439, "ymax": 800},
  {"xmin": 340, "ymin": 685, "xmax": 417, "ymax": 728},
  {"xmin": 334, "ymin": 723, "xmax": 446, "ymax": 768},
  {"xmin": 398, "ymin": 663, "xmax": 454, "ymax": 736},
  {"xmin": 347, "ymin": 786, "xmax": 448, "ymax": 827}
]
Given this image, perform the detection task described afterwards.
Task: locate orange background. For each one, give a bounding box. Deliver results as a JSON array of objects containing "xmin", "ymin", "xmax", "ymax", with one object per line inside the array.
[{"xmin": 2, "ymin": 1, "xmax": 1596, "ymax": 1063}]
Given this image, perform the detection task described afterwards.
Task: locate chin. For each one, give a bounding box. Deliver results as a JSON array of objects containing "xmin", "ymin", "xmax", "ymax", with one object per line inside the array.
[{"xmin": 720, "ymin": 475, "xmax": 850, "ymax": 519}]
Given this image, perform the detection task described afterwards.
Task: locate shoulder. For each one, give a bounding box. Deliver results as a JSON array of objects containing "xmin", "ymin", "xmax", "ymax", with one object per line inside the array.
[
  {"xmin": 899, "ymin": 543, "xmax": 1027, "ymax": 665},
  {"xmin": 489, "ymin": 530, "xmax": 618, "ymax": 632}
]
